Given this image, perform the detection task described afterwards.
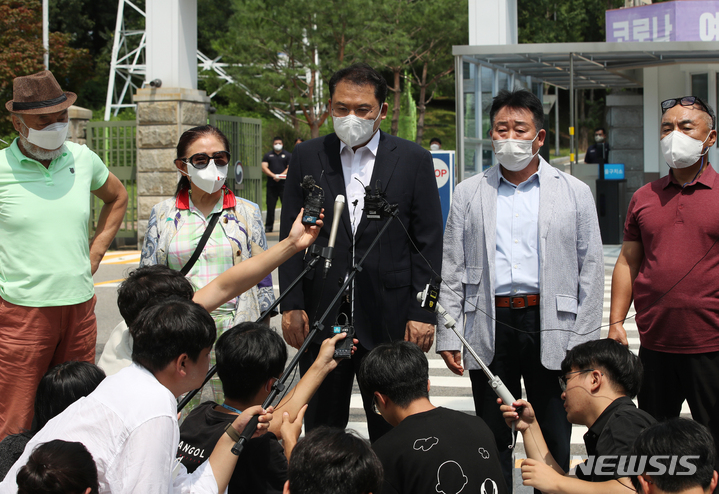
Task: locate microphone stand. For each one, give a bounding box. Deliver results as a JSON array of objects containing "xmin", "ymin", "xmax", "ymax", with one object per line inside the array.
[
  {"xmin": 230, "ymin": 205, "xmax": 399, "ymax": 455},
  {"xmin": 177, "ymin": 243, "xmax": 326, "ymax": 412}
]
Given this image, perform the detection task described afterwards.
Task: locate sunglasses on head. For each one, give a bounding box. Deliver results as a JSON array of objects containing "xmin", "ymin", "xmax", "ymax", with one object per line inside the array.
[
  {"xmin": 661, "ymin": 96, "xmax": 715, "ymax": 129},
  {"xmin": 180, "ymin": 151, "xmax": 231, "ymax": 169}
]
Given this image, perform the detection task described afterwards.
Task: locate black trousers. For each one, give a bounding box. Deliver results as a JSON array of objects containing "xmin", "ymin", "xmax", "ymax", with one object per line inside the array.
[
  {"xmin": 469, "ymin": 306, "xmax": 571, "ymax": 494},
  {"xmin": 265, "ymin": 180, "xmax": 284, "ymax": 231},
  {"xmin": 638, "ymin": 346, "xmax": 719, "ymax": 467},
  {"xmin": 299, "ymin": 341, "xmax": 394, "ymax": 443}
]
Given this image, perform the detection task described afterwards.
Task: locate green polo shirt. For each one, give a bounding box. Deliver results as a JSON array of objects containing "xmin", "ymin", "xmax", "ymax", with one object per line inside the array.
[{"xmin": 0, "ymin": 139, "xmax": 109, "ymax": 307}]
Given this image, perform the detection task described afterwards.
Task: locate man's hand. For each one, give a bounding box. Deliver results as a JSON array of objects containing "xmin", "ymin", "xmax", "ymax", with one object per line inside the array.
[
  {"xmin": 499, "ymin": 398, "xmax": 535, "ymax": 433},
  {"xmin": 439, "ymin": 350, "xmax": 464, "ymax": 376},
  {"xmin": 521, "ymin": 458, "xmax": 563, "ymax": 493},
  {"xmin": 287, "ymin": 209, "xmax": 323, "ymax": 252},
  {"xmin": 608, "ymin": 322, "xmax": 629, "ymax": 347},
  {"xmin": 273, "ymin": 174, "xmax": 281, "ymax": 182},
  {"xmin": 230, "ymin": 405, "xmax": 274, "ymax": 440},
  {"xmin": 282, "ymin": 310, "xmax": 309, "ymax": 349},
  {"xmin": 315, "ymin": 332, "xmax": 358, "ymax": 371},
  {"xmin": 404, "ymin": 320, "xmax": 435, "ymax": 352}
]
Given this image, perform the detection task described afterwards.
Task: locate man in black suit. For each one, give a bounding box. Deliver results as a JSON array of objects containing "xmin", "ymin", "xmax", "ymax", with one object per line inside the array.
[{"xmin": 278, "ymin": 63, "xmax": 443, "ymax": 441}]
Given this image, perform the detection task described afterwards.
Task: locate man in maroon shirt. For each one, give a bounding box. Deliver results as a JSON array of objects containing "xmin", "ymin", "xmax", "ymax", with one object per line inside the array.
[{"xmin": 609, "ymin": 95, "xmax": 719, "ymax": 459}]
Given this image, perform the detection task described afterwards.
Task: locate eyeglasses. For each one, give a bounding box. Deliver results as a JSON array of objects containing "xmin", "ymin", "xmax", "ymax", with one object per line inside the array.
[
  {"xmin": 332, "ymin": 105, "xmax": 380, "ymax": 119},
  {"xmin": 661, "ymin": 96, "xmax": 715, "ymax": 129},
  {"xmin": 558, "ymin": 369, "xmax": 594, "ymax": 392},
  {"xmin": 180, "ymin": 151, "xmax": 231, "ymax": 169}
]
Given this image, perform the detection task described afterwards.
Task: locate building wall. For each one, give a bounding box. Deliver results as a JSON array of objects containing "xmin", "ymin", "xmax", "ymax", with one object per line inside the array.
[
  {"xmin": 469, "ymin": 0, "xmax": 517, "ymax": 45},
  {"xmin": 607, "ymin": 95, "xmax": 644, "ymax": 206},
  {"xmin": 642, "ymin": 64, "xmax": 719, "ymax": 188}
]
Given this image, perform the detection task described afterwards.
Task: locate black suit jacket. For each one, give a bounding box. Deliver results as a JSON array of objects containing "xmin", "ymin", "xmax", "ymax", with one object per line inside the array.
[{"xmin": 278, "ymin": 131, "xmax": 443, "ymax": 349}]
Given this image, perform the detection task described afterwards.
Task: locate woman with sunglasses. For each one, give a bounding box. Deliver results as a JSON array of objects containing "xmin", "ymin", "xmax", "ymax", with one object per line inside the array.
[{"xmin": 140, "ymin": 125, "xmax": 275, "ymax": 402}]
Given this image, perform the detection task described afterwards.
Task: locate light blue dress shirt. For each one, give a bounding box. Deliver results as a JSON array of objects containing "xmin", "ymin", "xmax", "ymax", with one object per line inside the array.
[{"xmin": 495, "ymin": 164, "xmax": 541, "ymax": 296}]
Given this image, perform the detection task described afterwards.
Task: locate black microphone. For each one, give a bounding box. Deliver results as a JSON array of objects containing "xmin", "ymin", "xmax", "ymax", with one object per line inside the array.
[{"xmin": 323, "ymin": 195, "xmax": 345, "ymax": 278}]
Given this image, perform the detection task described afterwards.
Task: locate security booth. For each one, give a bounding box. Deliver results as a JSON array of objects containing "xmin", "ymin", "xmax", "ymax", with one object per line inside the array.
[{"xmin": 453, "ymin": 41, "xmax": 719, "ymax": 242}]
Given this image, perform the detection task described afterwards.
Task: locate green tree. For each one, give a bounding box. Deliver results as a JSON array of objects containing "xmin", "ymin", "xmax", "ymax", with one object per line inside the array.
[
  {"xmin": 364, "ymin": 0, "xmax": 420, "ymax": 136},
  {"xmin": 405, "ymin": 0, "xmax": 467, "ymax": 145},
  {"xmin": 0, "ymin": 0, "xmax": 90, "ymax": 135},
  {"xmin": 214, "ymin": 0, "xmax": 370, "ymax": 138}
]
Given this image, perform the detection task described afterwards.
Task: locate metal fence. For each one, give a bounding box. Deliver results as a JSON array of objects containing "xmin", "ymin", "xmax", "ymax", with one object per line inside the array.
[
  {"xmin": 86, "ymin": 121, "xmax": 137, "ymax": 242},
  {"xmin": 85, "ymin": 115, "xmax": 261, "ymax": 244},
  {"xmin": 209, "ymin": 114, "xmax": 263, "ymax": 205}
]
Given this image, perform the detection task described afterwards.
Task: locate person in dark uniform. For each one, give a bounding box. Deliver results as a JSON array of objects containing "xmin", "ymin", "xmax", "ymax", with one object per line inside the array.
[
  {"xmin": 584, "ymin": 127, "xmax": 610, "ymax": 171},
  {"xmin": 262, "ymin": 137, "xmax": 291, "ymax": 232}
]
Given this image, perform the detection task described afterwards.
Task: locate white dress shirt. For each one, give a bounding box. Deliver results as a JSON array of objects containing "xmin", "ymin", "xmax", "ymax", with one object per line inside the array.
[
  {"xmin": 0, "ymin": 364, "xmax": 219, "ymax": 494},
  {"xmin": 340, "ymin": 131, "xmax": 380, "ymax": 233}
]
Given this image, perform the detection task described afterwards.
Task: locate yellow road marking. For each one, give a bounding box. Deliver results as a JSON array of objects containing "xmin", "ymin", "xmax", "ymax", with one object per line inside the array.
[{"xmin": 94, "ymin": 278, "xmax": 125, "ymax": 286}]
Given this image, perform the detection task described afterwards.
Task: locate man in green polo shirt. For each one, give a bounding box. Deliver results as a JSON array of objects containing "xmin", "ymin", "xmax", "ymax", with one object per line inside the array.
[{"xmin": 0, "ymin": 70, "xmax": 128, "ymax": 440}]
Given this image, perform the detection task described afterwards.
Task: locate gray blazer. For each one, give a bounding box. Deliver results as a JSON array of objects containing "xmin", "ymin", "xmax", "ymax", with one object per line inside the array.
[{"xmin": 436, "ymin": 158, "xmax": 604, "ymax": 370}]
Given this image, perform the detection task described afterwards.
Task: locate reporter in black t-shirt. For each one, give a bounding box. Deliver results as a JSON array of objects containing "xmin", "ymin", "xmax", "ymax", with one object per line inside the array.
[
  {"xmin": 501, "ymin": 339, "xmax": 656, "ymax": 494},
  {"xmin": 358, "ymin": 341, "xmax": 508, "ymax": 494},
  {"xmin": 177, "ymin": 322, "xmax": 352, "ymax": 493},
  {"xmin": 261, "ymin": 137, "xmax": 291, "ymax": 232}
]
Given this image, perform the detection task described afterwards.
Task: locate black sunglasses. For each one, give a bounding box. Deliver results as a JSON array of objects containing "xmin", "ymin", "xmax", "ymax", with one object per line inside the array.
[
  {"xmin": 661, "ymin": 96, "xmax": 715, "ymax": 129},
  {"xmin": 180, "ymin": 151, "xmax": 231, "ymax": 169}
]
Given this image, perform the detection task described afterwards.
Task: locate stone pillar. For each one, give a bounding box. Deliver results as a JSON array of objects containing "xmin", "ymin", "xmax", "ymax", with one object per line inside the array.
[
  {"xmin": 606, "ymin": 94, "xmax": 644, "ymax": 206},
  {"xmin": 134, "ymin": 87, "xmax": 210, "ymax": 249},
  {"xmin": 67, "ymin": 105, "xmax": 92, "ymax": 145}
]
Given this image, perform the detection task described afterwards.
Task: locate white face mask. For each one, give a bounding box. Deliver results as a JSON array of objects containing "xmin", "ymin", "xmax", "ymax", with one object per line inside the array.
[
  {"xmin": 185, "ymin": 160, "xmax": 227, "ymax": 194},
  {"xmin": 430, "ymin": 143, "xmax": 440, "ymax": 151},
  {"xmin": 595, "ymin": 135, "xmax": 605, "ymax": 143},
  {"xmin": 492, "ymin": 133, "xmax": 539, "ymax": 172},
  {"xmin": 333, "ymin": 106, "xmax": 382, "ymax": 148},
  {"xmin": 661, "ymin": 130, "xmax": 710, "ymax": 169},
  {"xmin": 22, "ymin": 121, "xmax": 69, "ymax": 150},
  {"xmin": 273, "ymin": 144, "xmax": 283, "ymax": 153}
]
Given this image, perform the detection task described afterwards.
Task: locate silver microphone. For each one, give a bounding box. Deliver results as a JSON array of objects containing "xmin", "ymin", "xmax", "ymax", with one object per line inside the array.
[{"xmin": 323, "ymin": 195, "xmax": 345, "ymax": 278}]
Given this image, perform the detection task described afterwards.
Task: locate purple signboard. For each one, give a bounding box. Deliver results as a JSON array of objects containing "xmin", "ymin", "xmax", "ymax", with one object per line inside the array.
[{"xmin": 606, "ymin": 0, "xmax": 719, "ymax": 42}]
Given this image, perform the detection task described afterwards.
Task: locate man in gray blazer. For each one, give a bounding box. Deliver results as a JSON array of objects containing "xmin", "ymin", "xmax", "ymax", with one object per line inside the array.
[{"xmin": 436, "ymin": 89, "xmax": 604, "ymax": 491}]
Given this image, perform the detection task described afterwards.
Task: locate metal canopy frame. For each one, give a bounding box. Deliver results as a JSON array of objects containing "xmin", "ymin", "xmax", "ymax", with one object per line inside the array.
[
  {"xmin": 454, "ymin": 41, "xmax": 719, "ymax": 90},
  {"xmin": 454, "ymin": 41, "xmax": 719, "ymax": 172}
]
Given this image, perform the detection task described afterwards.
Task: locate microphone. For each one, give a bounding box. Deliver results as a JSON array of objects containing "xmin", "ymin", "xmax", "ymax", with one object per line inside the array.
[
  {"xmin": 323, "ymin": 195, "xmax": 345, "ymax": 278},
  {"xmin": 416, "ymin": 290, "xmax": 520, "ymax": 448}
]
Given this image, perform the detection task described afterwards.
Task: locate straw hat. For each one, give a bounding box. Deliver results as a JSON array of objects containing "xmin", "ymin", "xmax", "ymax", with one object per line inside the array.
[{"xmin": 5, "ymin": 70, "xmax": 76, "ymax": 115}]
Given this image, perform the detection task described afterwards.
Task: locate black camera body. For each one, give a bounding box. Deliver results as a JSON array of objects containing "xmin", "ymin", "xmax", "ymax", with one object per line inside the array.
[
  {"xmin": 364, "ymin": 185, "xmax": 395, "ymax": 220},
  {"xmin": 301, "ymin": 175, "xmax": 324, "ymax": 225}
]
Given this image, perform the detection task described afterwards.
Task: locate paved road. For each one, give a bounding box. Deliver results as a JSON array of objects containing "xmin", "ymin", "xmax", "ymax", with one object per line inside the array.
[{"xmin": 93, "ymin": 241, "xmax": 678, "ymax": 493}]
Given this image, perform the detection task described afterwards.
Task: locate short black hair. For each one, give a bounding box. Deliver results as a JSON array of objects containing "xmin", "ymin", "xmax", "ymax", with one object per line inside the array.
[
  {"xmin": 117, "ymin": 265, "xmax": 195, "ymax": 325},
  {"xmin": 489, "ymin": 89, "xmax": 544, "ymax": 133},
  {"xmin": 329, "ymin": 63, "xmax": 388, "ymax": 105},
  {"xmin": 17, "ymin": 440, "xmax": 99, "ymax": 494},
  {"xmin": 216, "ymin": 322, "xmax": 287, "ymax": 402},
  {"xmin": 273, "ymin": 136, "xmax": 283, "ymax": 143},
  {"xmin": 594, "ymin": 127, "xmax": 607, "ymax": 134},
  {"xmin": 288, "ymin": 427, "xmax": 383, "ymax": 494},
  {"xmin": 357, "ymin": 341, "xmax": 429, "ymax": 408},
  {"xmin": 561, "ymin": 339, "xmax": 643, "ymax": 398},
  {"xmin": 630, "ymin": 418, "xmax": 716, "ymax": 493},
  {"xmin": 430, "ymin": 137, "xmax": 442, "ymax": 145},
  {"xmin": 129, "ymin": 297, "xmax": 216, "ymax": 374},
  {"xmin": 33, "ymin": 362, "xmax": 106, "ymax": 430}
]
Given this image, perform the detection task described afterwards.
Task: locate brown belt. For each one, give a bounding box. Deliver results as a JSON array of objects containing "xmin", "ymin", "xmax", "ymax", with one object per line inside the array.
[{"xmin": 495, "ymin": 294, "xmax": 540, "ymax": 309}]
